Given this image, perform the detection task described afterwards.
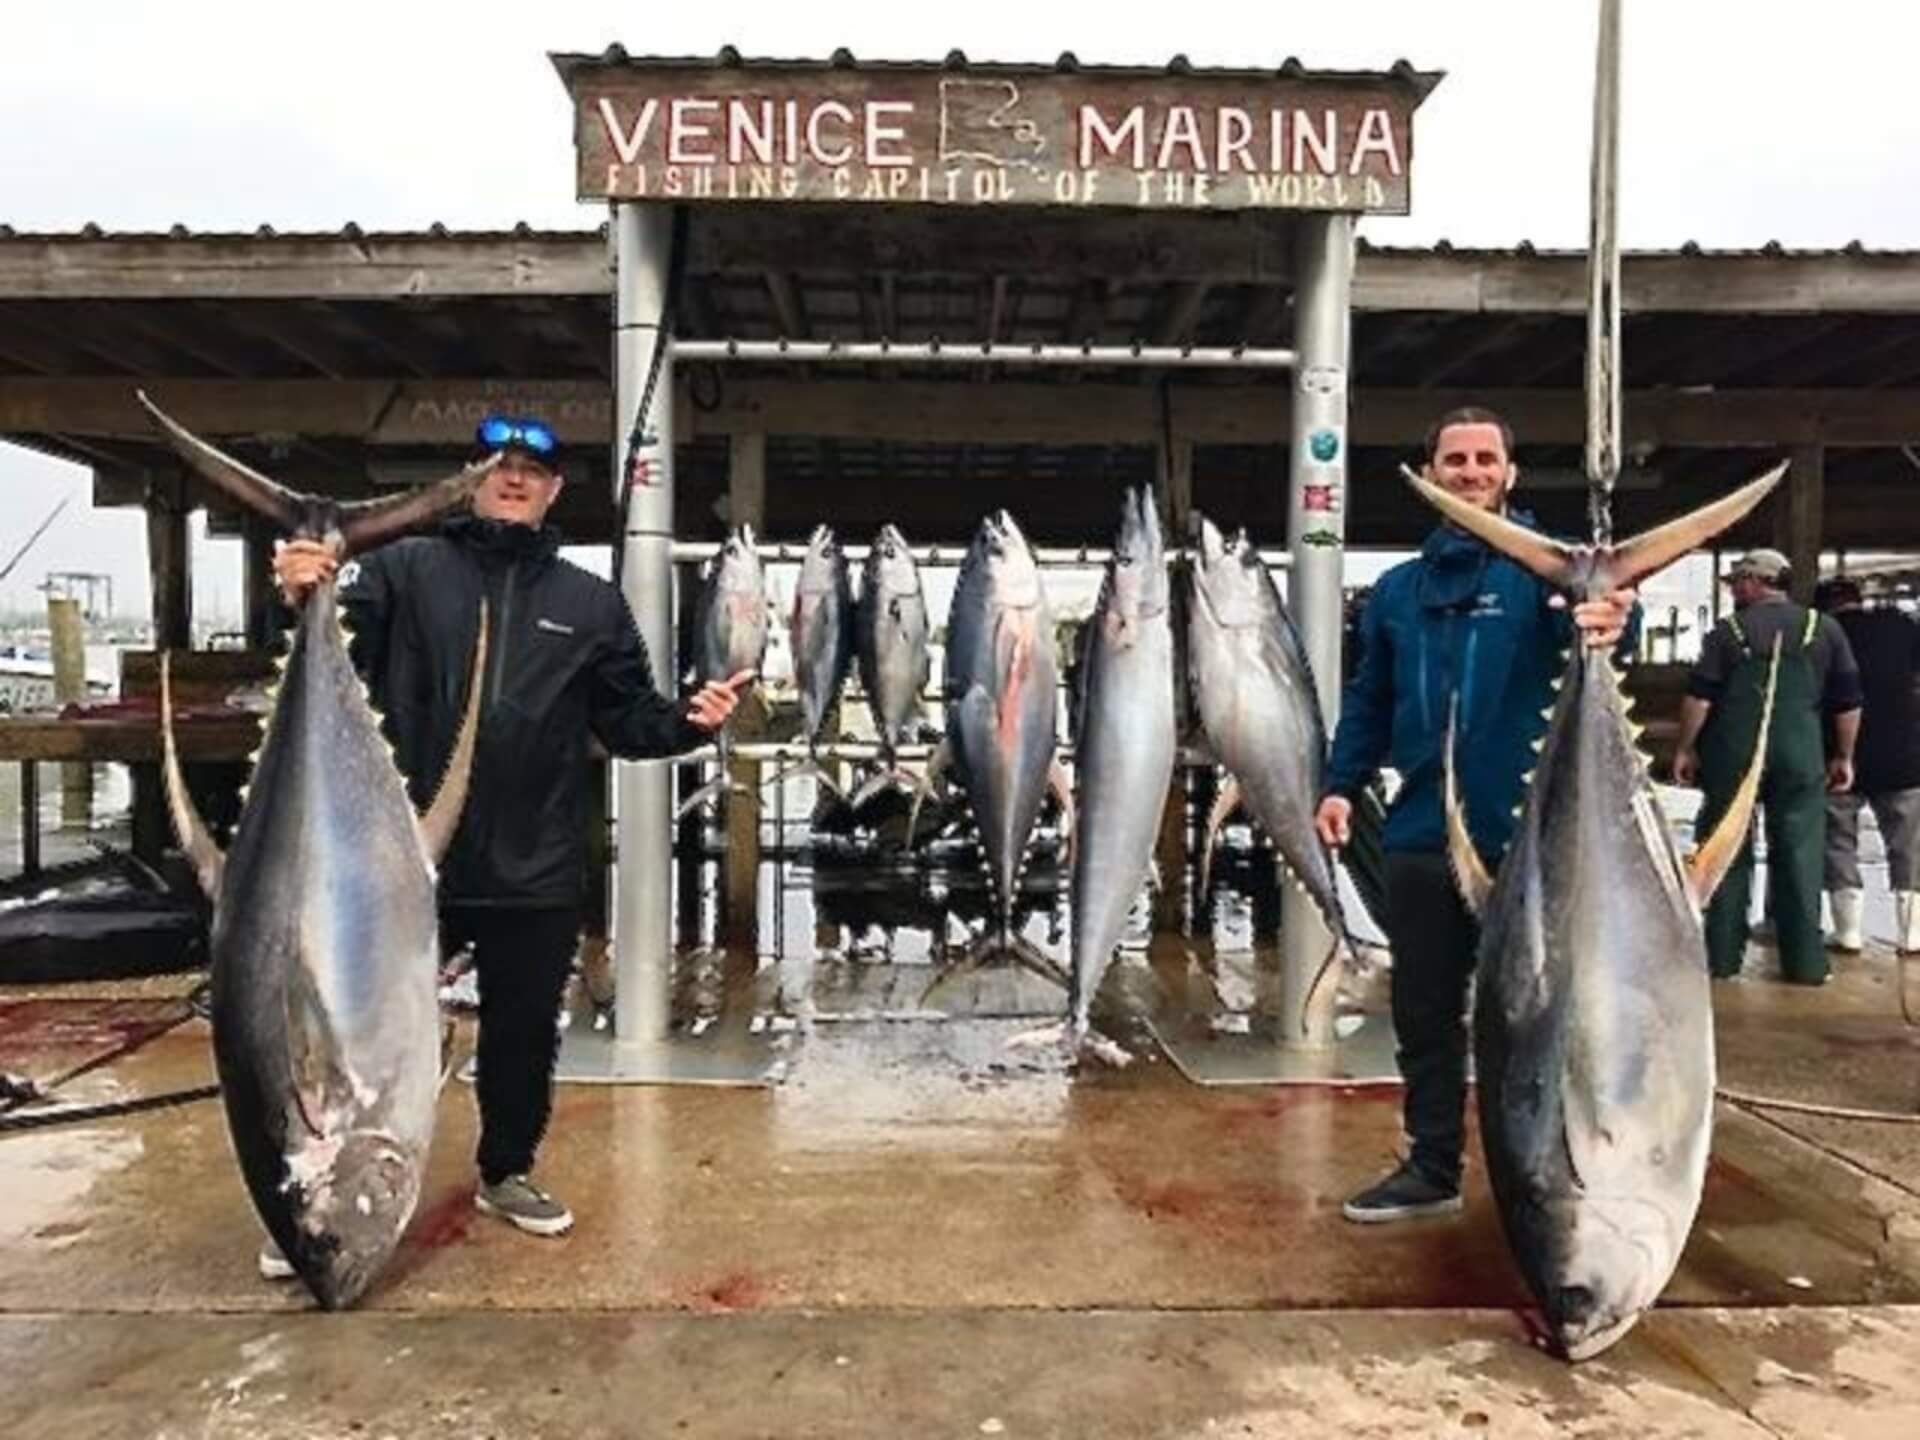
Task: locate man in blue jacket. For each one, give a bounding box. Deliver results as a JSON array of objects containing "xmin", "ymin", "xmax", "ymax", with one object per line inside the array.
[{"xmin": 1313, "ymin": 408, "xmax": 1637, "ymax": 1223}]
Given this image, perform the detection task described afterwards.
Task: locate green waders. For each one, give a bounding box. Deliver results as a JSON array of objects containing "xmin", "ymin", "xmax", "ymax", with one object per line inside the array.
[{"xmin": 1696, "ymin": 609, "xmax": 1830, "ymax": 984}]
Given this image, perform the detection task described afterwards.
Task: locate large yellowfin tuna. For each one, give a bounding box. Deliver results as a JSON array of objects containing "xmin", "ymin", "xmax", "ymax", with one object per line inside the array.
[
  {"xmin": 1425, "ymin": 0, "xmax": 1793, "ymax": 1357},
  {"xmin": 138, "ymin": 391, "xmax": 493, "ymax": 1309}
]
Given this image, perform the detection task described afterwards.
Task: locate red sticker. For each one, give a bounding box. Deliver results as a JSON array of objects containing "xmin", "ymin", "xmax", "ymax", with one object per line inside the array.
[{"xmin": 1303, "ymin": 484, "xmax": 1336, "ymax": 512}]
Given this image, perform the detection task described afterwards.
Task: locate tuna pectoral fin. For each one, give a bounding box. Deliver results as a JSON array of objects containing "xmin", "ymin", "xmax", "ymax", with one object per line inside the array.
[
  {"xmin": 137, "ymin": 392, "xmax": 304, "ymax": 534},
  {"xmin": 1199, "ymin": 775, "xmax": 1243, "ymax": 898},
  {"xmin": 1687, "ymin": 637, "xmax": 1784, "ymax": 904},
  {"xmin": 1442, "ymin": 702, "xmax": 1494, "ymax": 917},
  {"xmin": 905, "ymin": 739, "xmax": 951, "ymax": 844},
  {"xmin": 1402, "ymin": 467, "xmax": 1576, "ymax": 587},
  {"xmin": 1606, "ymin": 462, "xmax": 1788, "ymax": 592},
  {"xmin": 418, "ymin": 602, "xmax": 489, "ymax": 866},
  {"xmin": 159, "ymin": 652, "xmax": 224, "ymax": 899}
]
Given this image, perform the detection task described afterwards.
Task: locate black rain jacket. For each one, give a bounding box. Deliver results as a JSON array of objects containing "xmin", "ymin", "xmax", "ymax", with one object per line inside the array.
[{"xmin": 339, "ymin": 516, "xmax": 703, "ymax": 906}]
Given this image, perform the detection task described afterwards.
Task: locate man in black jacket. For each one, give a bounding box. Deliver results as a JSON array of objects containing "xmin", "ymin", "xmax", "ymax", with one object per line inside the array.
[
  {"xmin": 270, "ymin": 416, "xmax": 749, "ymax": 1249},
  {"xmin": 1815, "ymin": 577, "xmax": 1920, "ymax": 955}
]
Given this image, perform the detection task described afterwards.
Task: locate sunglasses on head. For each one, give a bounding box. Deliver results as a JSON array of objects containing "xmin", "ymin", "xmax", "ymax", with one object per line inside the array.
[{"xmin": 475, "ymin": 414, "xmax": 559, "ymax": 458}]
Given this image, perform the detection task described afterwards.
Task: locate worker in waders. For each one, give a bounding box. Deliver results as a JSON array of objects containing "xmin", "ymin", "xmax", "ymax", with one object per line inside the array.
[{"xmin": 1673, "ymin": 549, "xmax": 1862, "ymax": 984}]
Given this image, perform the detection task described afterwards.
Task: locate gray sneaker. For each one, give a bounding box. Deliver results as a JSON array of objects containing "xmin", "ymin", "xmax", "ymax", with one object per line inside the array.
[
  {"xmin": 257, "ymin": 1238, "xmax": 297, "ymax": 1280},
  {"xmin": 474, "ymin": 1175, "xmax": 574, "ymax": 1236},
  {"xmin": 1341, "ymin": 1160, "xmax": 1463, "ymax": 1224}
]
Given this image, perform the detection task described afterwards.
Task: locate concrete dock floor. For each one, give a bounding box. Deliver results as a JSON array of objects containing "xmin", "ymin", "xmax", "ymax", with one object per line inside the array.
[{"xmin": 2, "ymin": 944, "xmax": 1917, "ymax": 1437}]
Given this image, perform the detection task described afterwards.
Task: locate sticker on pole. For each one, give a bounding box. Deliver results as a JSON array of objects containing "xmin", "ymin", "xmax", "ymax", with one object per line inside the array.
[
  {"xmin": 1300, "ymin": 364, "xmax": 1347, "ymax": 400},
  {"xmin": 1308, "ymin": 428, "xmax": 1342, "ymax": 464}
]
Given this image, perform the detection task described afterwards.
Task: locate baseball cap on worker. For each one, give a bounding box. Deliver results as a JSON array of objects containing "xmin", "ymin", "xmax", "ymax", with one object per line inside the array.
[
  {"xmin": 474, "ymin": 413, "xmax": 564, "ymax": 472},
  {"xmin": 1722, "ymin": 548, "xmax": 1791, "ymax": 584}
]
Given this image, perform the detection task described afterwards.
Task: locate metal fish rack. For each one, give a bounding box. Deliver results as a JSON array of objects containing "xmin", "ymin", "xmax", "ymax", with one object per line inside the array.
[{"xmin": 667, "ymin": 541, "xmax": 1294, "ymax": 569}]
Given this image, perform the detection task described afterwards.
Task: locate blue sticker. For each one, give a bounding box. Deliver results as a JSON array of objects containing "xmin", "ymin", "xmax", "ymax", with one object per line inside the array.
[{"xmin": 1309, "ymin": 428, "xmax": 1341, "ymax": 463}]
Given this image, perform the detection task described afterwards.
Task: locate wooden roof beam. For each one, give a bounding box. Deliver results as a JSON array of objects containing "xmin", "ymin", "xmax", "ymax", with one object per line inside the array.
[
  {"xmin": 320, "ymin": 308, "xmax": 446, "ymax": 380},
  {"xmin": 1239, "ymin": 285, "xmax": 1292, "ymax": 347},
  {"xmin": 0, "ymin": 233, "xmax": 609, "ymax": 301},
  {"xmin": 1352, "ymin": 250, "xmax": 1920, "ymax": 316},
  {"xmin": 11, "ymin": 376, "xmax": 1920, "ymax": 451},
  {"xmin": 1152, "ymin": 282, "xmax": 1213, "ymax": 347},
  {"xmin": 1418, "ymin": 316, "xmax": 1541, "ymax": 387},
  {"xmin": 111, "ymin": 302, "xmax": 269, "ymax": 377},
  {"xmin": 764, "ymin": 272, "xmax": 809, "ymax": 341}
]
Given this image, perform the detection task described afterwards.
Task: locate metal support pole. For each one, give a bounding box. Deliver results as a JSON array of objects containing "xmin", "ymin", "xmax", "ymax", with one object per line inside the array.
[
  {"xmin": 560, "ymin": 203, "xmax": 777, "ymax": 1087},
  {"xmin": 613, "ymin": 203, "xmax": 676, "ymax": 1051},
  {"xmin": 1280, "ymin": 211, "xmax": 1355, "ymax": 1055}
]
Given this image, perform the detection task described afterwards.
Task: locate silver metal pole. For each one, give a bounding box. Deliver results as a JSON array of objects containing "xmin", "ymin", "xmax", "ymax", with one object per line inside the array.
[
  {"xmin": 671, "ymin": 338, "xmax": 1296, "ymax": 370},
  {"xmin": 1586, "ymin": 0, "xmax": 1623, "ymax": 542},
  {"xmin": 613, "ymin": 203, "xmax": 676, "ymax": 1050},
  {"xmin": 1280, "ymin": 211, "xmax": 1355, "ymax": 1053}
]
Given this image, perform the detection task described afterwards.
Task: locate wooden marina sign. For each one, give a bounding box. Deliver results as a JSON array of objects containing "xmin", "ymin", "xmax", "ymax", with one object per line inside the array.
[{"xmin": 557, "ymin": 58, "xmax": 1436, "ymax": 214}]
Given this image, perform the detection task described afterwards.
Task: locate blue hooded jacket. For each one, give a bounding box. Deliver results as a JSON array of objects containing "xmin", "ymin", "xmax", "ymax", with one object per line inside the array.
[{"xmin": 1326, "ymin": 510, "xmax": 1638, "ymax": 864}]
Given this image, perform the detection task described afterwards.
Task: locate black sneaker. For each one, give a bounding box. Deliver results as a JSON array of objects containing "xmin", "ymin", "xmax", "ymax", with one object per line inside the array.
[{"xmin": 1341, "ymin": 1161, "xmax": 1463, "ymax": 1224}]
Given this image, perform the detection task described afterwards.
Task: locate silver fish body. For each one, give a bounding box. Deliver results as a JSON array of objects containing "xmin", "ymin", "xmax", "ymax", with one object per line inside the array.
[
  {"xmin": 1186, "ymin": 515, "xmax": 1346, "ymax": 941},
  {"xmin": 138, "ymin": 391, "xmax": 491, "ymax": 1310},
  {"xmin": 693, "ymin": 526, "xmax": 769, "ymax": 685},
  {"xmin": 206, "ymin": 584, "xmax": 447, "ymax": 1308},
  {"xmin": 946, "ymin": 510, "xmax": 1059, "ymax": 940},
  {"xmin": 856, "ymin": 523, "xmax": 930, "ymax": 759},
  {"xmin": 790, "ymin": 525, "xmax": 854, "ymax": 747},
  {"xmin": 1068, "ymin": 490, "xmax": 1176, "ymax": 1035},
  {"xmin": 1472, "ymin": 648, "xmax": 1714, "ymax": 1360},
  {"xmin": 1414, "ymin": 464, "xmax": 1784, "ymax": 1361}
]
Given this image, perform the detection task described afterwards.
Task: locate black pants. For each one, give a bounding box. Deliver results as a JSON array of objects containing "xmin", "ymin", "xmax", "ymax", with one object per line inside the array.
[
  {"xmin": 442, "ymin": 904, "xmax": 580, "ymax": 1186},
  {"xmin": 1383, "ymin": 851, "xmax": 1479, "ymax": 1188}
]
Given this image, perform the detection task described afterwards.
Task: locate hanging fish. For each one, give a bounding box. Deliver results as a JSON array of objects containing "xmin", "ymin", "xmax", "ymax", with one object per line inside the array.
[
  {"xmin": 1064, "ymin": 489, "xmax": 1176, "ymax": 1057},
  {"xmin": 850, "ymin": 523, "xmax": 931, "ymax": 807},
  {"xmin": 912, "ymin": 510, "xmax": 1073, "ymax": 990},
  {"xmin": 773, "ymin": 524, "xmax": 854, "ymax": 796},
  {"xmin": 1186, "ymin": 513, "xmax": 1355, "ymax": 1008},
  {"xmin": 677, "ymin": 526, "xmax": 768, "ymax": 816}
]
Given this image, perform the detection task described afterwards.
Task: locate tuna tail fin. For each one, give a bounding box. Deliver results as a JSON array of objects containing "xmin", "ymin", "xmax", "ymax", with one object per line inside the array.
[
  {"xmin": 1402, "ymin": 466, "xmax": 1578, "ymax": 587},
  {"xmin": 1198, "ymin": 773, "xmax": 1242, "ymax": 899},
  {"xmin": 1686, "ymin": 635, "xmax": 1783, "ymax": 904},
  {"xmin": 1604, "ymin": 462, "xmax": 1787, "ymax": 592},
  {"xmin": 137, "ymin": 390, "xmax": 304, "ymax": 533},
  {"xmin": 1442, "ymin": 698, "xmax": 1494, "ymax": 917},
  {"xmin": 335, "ymin": 456, "xmax": 502, "ymax": 556},
  {"xmin": 159, "ymin": 652, "xmax": 225, "ymax": 899},
  {"xmin": 136, "ymin": 389, "xmax": 499, "ymax": 552},
  {"xmin": 1402, "ymin": 460, "xmax": 1788, "ymax": 595},
  {"xmin": 418, "ymin": 600, "xmax": 489, "ymax": 865}
]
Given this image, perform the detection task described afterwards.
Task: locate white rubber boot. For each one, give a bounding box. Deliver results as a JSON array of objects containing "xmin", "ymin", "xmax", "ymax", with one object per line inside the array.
[
  {"xmin": 1828, "ymin": 889, "xmax": 1865, "ymax": 953},
  {"xmin": 1896, "ymin": 891, "xmax": 1920, "ymax": 954}
]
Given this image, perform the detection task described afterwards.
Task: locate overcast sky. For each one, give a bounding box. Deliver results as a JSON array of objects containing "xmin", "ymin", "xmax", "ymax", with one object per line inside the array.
[{"xmin": 2, "ymin": 0, "xmax": 1913, "ymax": 621}]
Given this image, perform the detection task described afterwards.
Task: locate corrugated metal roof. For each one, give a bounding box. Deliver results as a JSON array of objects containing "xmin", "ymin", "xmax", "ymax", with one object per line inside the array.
[
  {"xmin": 548, "ymin": 45, "xmax": 1444, "ymax": 99},
  {"xmin": 0, "ymin": 223, "xmax": 606, "ymax": 242},
  {"xmin": 0, "ymin": 226, "xmax": 1909, "ymax": 259}
]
